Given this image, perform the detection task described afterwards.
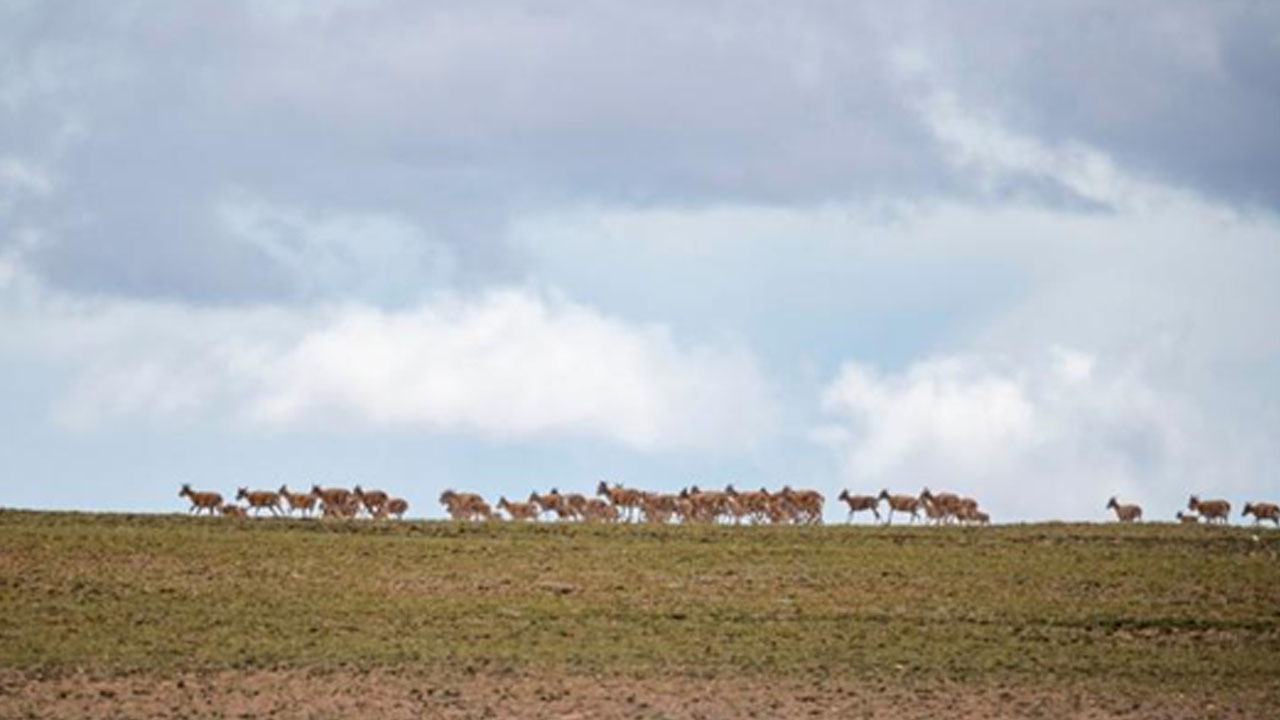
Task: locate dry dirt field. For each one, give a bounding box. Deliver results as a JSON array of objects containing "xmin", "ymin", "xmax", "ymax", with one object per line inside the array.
[{"xmin": 1, "ymin": 510, "xmax": 1278, "ymax": 718}]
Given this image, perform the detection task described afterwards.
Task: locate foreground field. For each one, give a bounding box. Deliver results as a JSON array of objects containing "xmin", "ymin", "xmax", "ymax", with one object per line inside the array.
[{"xmin": 1, "ymin": 510, "xmax": 1278, "ymax": 718}]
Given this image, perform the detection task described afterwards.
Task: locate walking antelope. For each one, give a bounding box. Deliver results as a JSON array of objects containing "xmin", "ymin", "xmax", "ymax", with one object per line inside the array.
[
  {"xmin": 278, "ymin": 485, "xmax": 316, "ymax": 517},
  {"xmin": 777, "ymin": 486, "xmax": 824, "ymax": 524},
  {"xmin": 236, "ymin": 488, "xmax": 282, "ymax": 516},
  {"xmin": 498, "ymin": 496, "xmax": 539, "ymax": 521},
  {"xmin": 920, "ymin": 488, "xmax": 967, "ymax": 524},
  {"xmin": 353, "ymin": 485, "xmax": 389, "ymax": 517},
  {"xmin": 1106, "ymin": 497, "xmax": 1142, "ymax": 522},
  {"xmin": 877, "ymin": 490, "xmax": 920, "ymax": 524},
  {"xmin": 836, "ymin": 490, "xmax": 880, "ymax": 523},
  {"xmin": 596, "ymin": 481, "xmax": 643, "ymax": 521},
  {"xmin": 529, "ymin": 489, "xmax": 569, "ymax": 520},
  {"xmin": 440, "ymin": 490, "xmax": 491, "ymax": 521},
  {"xmin": 179, "ymin": 484, "xmax": 222, "ymax": 515},
  {"xmin": 1188, "ymin": 495, "xmax": 1230, "ymax": 524},
  {"xmin": 582, "ymin": 497, "xmax": 619, "ymax": 523},
  {"xmin": 1243, "ymin": 502, "xmax": 1280, "ymax": 526},
  {"xmin": 311, "ymin": 485, "xmax": 355, "ymax": 517},
  {"xmin": 384, "ymin": 497, "xmax": 409, "ymax": 519}
]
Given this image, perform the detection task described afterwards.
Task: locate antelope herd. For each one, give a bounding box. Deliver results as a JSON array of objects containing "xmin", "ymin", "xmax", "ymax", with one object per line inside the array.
[
  {"xmin": 1108, "ymin": 495, "xmax": 1280, "ymax": 526},
  {"xmin": 179, "ymin": 481, "xmax": 1278, "ymax": 528},
  {"xmin": 178, "ymin": 483, "xmax": 409, "ymax": 520},
  {"xmin": 437, "ymin": 483, "xmax": 987, "ymax": 526}
]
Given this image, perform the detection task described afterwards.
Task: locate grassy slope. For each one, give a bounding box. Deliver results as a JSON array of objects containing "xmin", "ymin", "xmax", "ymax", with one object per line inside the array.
[{"xmin": 1, "ymin": 510, "xmax": 1278, "ymax": 692}]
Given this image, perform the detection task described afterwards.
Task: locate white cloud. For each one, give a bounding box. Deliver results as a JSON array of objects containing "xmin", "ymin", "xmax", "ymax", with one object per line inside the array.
[
  {"xmin": 1, "ymin": 268, "xmax": 771, "ymax": 450},
  {"xmin": 245, "ymin": 290, "xmax": 772, "ymax": 449},
  {"xmin": 817, "ymin": 349, "xmax": 1218, "ymax": 522}
]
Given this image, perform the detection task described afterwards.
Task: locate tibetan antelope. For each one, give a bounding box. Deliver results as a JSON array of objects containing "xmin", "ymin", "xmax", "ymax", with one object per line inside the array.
[
  {"xmin": 1175, "ymin": 511, "xmax": 1200, "ymax": 524},
  {"xmin": 596, "ymin": 481, "xmax": 643, "ymax": 521},
  {"xmin": 220, "ymin": 504, "xmax": 247, "ymax": 518},
  {"xmin": 777, "ymin": 486, "xmax": 824, "ymax": 524},
  {"xmin": 1188, "ymin": 495, "xmax": 1230, "ymax": 524},
  {"xmin": 439, "ymin": 490, "xmax": 491, "ymax": 521},
  {"xmin": 179, "ymin": 484, "xmax": 223, "ymax": 516},
  {"xmin": 836, "ymin": 490, "xmax": 880, "ymax": 523},
  {"xmin": 877, "ymin": 490, "xmax": 920, "ymax": 524},
  {"xmin": 582, "ymin": 498, "xmax": 619, "ymax": 523},
  {"xmin": 529, "ymin": 489, "xmax": 569, "ymax": 520},
  {"xmin": 278, "ymin": 485, "xmax": 316, "ymax": 517},
  {"xmin": 1243, "ymin": 502, "xmax": 1280, "ymax": 526},
  {"xmin": 384, "ymin": 497, "xmax": 409, "ymax": 519},
  {"xmin": 353, "ymin": 485, "xmax": 389, "ymax": 517},
  {"xmin": 1106, "ymin": 497, "xmax": 1142, "ymax": 522},
  {"xmin": 311, "ymin": 485, "xmax": 355, "ymax": 517},
  {"xmin": 498, "ymin": 496, "xmax": 539, "ymax": 521},
  {"xmin": 236, "ymin": 487, "xmax": 282, "ymax": 516}
]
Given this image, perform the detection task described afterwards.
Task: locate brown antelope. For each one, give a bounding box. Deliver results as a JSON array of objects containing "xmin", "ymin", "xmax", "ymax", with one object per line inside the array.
[
  {"xmin": 278, "ymin": 485, "xmax": 317, "ymax": 517},
  {"xmin": 498, "ymin": 496, "xmax": 539, "ymax": 521},
  {"xmin": 920, "ymin": 488, "xmax": 965, "ymax": 524},
  {"xmin": 1188, "ymin": 495, "xmax": 1230, "ymax": 524},
  {"xmin": 777, "ymin": 486, "xmax": 824, "ymax": 524},
  {"xmin": 220, "ymin": 504, "xmax": 247, "ymax": 518},
  {"xmin": 529, "ymin": 489, "xmax": 566, "ymax": 520},
  {"xmin": 582, "ymin": 497, "xmax": 619, "ymax": 523},
  {"xmin": 640, "ymin": 492, "xmax": 678, "ymax": 524},
  {"xmin": 597, "ymin": 481, "xmax": 643, "ymax": 521},
  {"xmin": 384, "ymin": 497, "xmax": 409, "ymax": 519},
  {"xmin": 1106, "ymin": 496, "xmax": 1142, "ymax": 522},
  {"xmin": 179, "ymin": 484, "xmax": 223, "ymax": 516},
  {"xmin": 236, "ymin": 487, "xmax": 282, "ymax": 516},
  {"xmin": 562, "ymin": 492, "xmax": 590, "ymax": 521},
  {"xmin": 439, "ymin": 490, "xmax": 490, "ymax": 521},
  {"xmin": 353, "ymin": 485, "xmax": 389, "ymax": 517},
  {"xmin": 726, "ymin": 485, "xmax": 772, "ymax": 524},
  {"xmin": 877, "ymin": 490, "xmax": 920, "ymax": 524},
  {"xmin": 1176, "ymin": 511, "xmax": 1200, "ymax": 524},
  {"xmin": 922, "ymin": 498, "xmax": 948, "ymax": 525},
  {"xmin": 837, "ymin": 490, "xmax": 880, "ymax": 523},
  {"xmin": 968, "ymin": 509, "xmax": 990, "ymax": 525},
  {"xmin": 311, "ymin": 485, "xmax": 354, "ymax": 517},
  {"xmin": 1243, "ymin": 502, "xmax": 1280, "ymax": 526}
]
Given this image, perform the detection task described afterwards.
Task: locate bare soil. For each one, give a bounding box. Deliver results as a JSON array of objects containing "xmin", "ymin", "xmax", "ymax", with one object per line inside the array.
[{"xmin": 1, "ymin": 669, "xmax": 1273, "ymax": 720}]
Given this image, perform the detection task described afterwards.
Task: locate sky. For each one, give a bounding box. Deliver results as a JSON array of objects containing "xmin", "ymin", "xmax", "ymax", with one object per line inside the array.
[{"xmin": 2, "ymin": 0, "xmax": 1279, "ymax": 522}]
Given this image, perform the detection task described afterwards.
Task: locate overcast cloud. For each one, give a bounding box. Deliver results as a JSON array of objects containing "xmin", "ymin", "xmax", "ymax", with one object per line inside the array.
[{"xmin": 2, "ymin": 1, "xmax": 1278, "ymax": 519}]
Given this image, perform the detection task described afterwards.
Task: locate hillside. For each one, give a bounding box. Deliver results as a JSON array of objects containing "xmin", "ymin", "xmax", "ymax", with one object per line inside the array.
[{"xmin": 1, "ymin": 510, "xmax": 1278, "ymax": 718}]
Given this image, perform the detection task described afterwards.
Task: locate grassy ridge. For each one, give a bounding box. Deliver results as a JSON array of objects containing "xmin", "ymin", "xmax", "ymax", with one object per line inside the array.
[{"xmin": 2, "ymin": 510, "xmax": 1279, "ymax": 691}]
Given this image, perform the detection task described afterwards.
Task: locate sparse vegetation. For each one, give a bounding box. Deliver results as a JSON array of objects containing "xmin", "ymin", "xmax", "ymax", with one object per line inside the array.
[{"xmin": 1, "ymin": 509, "xmax": 1278, "ymax": 716}]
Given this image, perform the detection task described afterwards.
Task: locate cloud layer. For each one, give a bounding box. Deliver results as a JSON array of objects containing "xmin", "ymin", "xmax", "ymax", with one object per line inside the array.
[
  {"xmin": 1, "ymin": 259, "xmax": 771, "ymax": 450},
  {"xmin": 817, "ymin": 349, "xmax": 1200, "ymax": 521}
]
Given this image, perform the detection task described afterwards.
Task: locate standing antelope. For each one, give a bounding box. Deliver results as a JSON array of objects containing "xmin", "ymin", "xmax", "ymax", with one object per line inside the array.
[
  {"xmin": 877, "ymin": 490, "xmax": 920, "ymax": 525},
  {"xmin": 1243, "ymin": 502, "xmax": 1280, "ymax": 526},
  {"xmin": 179, "ymin": 484, "xmax": 223, "ymax": 516},
  {"xmin": 836, "ymin": 490, "xmax": 880, "ymax": 523},
  {"xmin": 1106, "ymin": 497, "xmax": 1142, "ymax": 522},
  {"xmin": 1188, "ymin": 495, "xmax": 1230, "ymax": 524}
]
